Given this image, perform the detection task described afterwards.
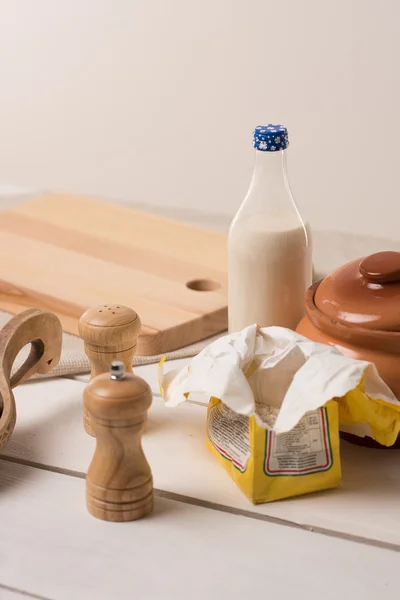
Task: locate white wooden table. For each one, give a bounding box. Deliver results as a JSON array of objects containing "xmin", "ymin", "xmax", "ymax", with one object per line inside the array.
[
  {"xmin": 1, "ymin": 357, "xmax": 400, "ymax": 600},
  {"xmin": 1, "ymin": 187, "xmax": 400, "ymax": 599}
]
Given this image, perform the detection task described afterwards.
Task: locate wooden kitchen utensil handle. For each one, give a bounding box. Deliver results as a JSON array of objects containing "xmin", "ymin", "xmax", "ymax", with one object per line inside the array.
[{"xmin": 0, "ymin": 308, "xmax": 62, "ymax": 449}]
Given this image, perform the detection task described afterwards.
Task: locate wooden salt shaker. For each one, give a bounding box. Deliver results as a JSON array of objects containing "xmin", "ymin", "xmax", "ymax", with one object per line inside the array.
[
  {"xmin": 85, "ymin": 361, "xmax": 153, "ymax": 522},
  {"xmin": 78, "ymin": 304, "xmax": 140, "ymax": 436}
]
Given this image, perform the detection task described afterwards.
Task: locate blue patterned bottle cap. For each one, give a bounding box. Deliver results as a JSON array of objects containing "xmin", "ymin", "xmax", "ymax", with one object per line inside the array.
[{"xmin": 253, "ymin": 125, "xmax": 289, "ymax": 151}]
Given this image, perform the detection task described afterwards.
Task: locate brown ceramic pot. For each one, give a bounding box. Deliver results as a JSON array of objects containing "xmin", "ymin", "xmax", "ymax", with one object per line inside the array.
[{"xmin": 296, "ymin": 251, "xmax": 400, "ymax": 448}]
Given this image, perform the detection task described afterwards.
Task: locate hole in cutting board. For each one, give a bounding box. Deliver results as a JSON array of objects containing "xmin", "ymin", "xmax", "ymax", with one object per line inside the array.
[{"xmin": 186, "ymin": 279, "xmax": 220, "ymax": 292}]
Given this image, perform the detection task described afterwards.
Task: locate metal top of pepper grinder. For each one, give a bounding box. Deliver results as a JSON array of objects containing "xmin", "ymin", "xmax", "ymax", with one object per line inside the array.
[{"xmin": 110, "ymin": 361, "xmax": 126, "ymax": 380}]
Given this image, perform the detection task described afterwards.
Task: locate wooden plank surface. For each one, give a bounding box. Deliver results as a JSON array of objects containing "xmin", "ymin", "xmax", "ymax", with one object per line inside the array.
[
  {"xmin": 3, "ymin": 375, "xmax": 400, "ymax": 548},
  {"xmin": 0, "ymin": 193, "xmax": 228, "ymax": 354},
  {"xmin": 0, "ymin": 460, "xmax": 398, "ymax": 600}
]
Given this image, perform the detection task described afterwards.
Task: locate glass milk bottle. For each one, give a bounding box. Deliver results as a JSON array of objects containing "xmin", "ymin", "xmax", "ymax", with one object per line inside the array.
[{"xmin": 228, "ymin": 125, "xmax": 312, "ymax": 333}]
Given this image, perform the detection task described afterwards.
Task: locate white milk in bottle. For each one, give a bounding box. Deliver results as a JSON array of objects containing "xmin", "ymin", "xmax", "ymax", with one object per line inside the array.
[{"xmin": 228, "ymin": 125, "xmax": 312, "ymax": 333}]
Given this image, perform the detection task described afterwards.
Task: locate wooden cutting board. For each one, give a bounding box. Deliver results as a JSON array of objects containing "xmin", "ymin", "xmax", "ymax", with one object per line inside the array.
[{"xmin": 0, "ymin": 193, "xmax": 228, "ymax": 355}]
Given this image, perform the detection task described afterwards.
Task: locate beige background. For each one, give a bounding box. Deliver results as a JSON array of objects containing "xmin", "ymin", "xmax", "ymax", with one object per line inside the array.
[{"xmin": 0, "ymin": 0, "xmax": 398, "ymax": 239}]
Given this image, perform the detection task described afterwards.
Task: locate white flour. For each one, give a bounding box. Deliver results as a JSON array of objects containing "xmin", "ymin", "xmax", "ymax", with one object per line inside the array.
[
  {"xmin": 222, "ymin": 399, "xmax": 280, "ymax": 429},
  {"xmin": 255, "ymin": 402, "xmax": 280, "ymax": 428}
]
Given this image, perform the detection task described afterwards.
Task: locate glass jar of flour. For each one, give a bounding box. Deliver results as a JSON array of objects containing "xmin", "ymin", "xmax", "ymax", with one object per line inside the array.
[{"xmin": 228, "ymin": 125, "xmax": 312, "ymax": 333}]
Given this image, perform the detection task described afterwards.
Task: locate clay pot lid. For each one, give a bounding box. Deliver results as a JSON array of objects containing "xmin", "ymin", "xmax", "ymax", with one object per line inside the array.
[{"xmin": 314, "ymin": 251, "xmax": 400, "ymax": 332}]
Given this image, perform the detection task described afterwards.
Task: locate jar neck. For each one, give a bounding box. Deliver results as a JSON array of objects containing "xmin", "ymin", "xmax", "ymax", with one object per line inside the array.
[
  {"xmin": 229, "ymin": 145, "xmax": 310, "ymax": 241},
  {"xmin": 249, "ymin": 149, "xmax": 288, "ymax": 194}
]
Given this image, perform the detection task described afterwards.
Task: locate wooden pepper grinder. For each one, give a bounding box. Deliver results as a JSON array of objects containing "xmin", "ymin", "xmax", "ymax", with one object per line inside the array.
[
  {"xmin": 85, "ymin": 361, "xmax": 153, "ymax": 522},
  {"xmin": 78, "ymin": 304, "xmax": 140, "ymax": 436}
]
